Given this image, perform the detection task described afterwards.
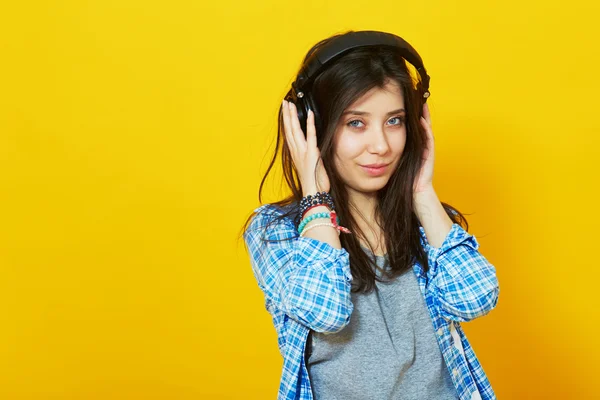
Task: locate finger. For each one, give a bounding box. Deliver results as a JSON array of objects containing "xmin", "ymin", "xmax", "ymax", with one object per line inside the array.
[
  {"xmin": 306, "ymin": 109, "xmax": 317, "ymax": 149},
  {"xmin": 420, "ymin": 116, "xmax": 434, "ymax": 144},
  {"xmin": 288, "ymin": 102, "xmax": 307, "ymax": 153},
  {"xmin": 422, "ymin": 102, "xmax": 432, "ymax": 126},
  {"xmin": 281, "ymin": 100, "xmax": 297, "ymax": 154}
]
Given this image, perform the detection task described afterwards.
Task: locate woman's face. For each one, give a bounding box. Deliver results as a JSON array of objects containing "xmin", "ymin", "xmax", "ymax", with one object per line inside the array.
[{"xmin": 333, "ymin": 80, "xmax": 407, "ymax": 195}]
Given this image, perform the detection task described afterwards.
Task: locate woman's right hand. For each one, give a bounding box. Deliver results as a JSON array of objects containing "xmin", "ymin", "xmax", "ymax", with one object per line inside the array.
[{"xmin": 282, "ymin": 100, "xmax": 331, "ymax": 195}]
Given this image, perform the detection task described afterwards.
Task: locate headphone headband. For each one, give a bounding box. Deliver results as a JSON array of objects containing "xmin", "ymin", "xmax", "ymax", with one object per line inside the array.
[
  {"xmin": 293, "ymin": 31, "xmax": 430, "ymax": 99},
  {"xmin": 285, "ymin": 30, "xmax": 431, "ymax": 136}
]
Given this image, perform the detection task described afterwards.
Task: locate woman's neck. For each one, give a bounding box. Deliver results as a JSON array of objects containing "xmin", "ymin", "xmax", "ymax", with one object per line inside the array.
[{"xmin": 348, "ymin": 190, "xmax": 385, "ymax": 256}]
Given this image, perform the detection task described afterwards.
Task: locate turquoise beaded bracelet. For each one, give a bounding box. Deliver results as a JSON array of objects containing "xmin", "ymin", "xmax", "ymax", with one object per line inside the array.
[{"xmin": 297, "ymin": 211, "xmax": 340, "ymax": 234}]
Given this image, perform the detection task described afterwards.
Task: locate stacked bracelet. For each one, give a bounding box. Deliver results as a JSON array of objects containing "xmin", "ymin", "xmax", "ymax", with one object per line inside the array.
[
  {"xmin": 300, "ymin": 222, "xmax": 339, "ymax": 237},
  {"xmin": 299, "ymin": 191, "xmax": 335, "ymax": 217},
  {"xmin": 298, "ymin": 191, "xmax": 352, "ymax": 235},
  {"xmin": 302, "ymin": 204, "xmax": 332, "ymax": 218},
  {"xmin": 298, "ymin": 211, "xmax": 340, "ymax": 234}
]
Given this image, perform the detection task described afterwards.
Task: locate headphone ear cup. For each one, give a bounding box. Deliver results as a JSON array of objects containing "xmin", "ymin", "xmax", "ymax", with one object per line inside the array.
[
  {"xmin": 295, "ymin": 97, "xmax": 309, "ymax": 136},
  {"xmin": 414, "ymin": 79, "xmax": 430, "ymax": 118}
]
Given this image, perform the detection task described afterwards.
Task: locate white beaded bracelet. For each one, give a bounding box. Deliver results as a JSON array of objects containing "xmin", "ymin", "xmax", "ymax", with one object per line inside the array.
[{"xmin": 299, "ymin": 222, "xmax": 340, "ymax": 237}]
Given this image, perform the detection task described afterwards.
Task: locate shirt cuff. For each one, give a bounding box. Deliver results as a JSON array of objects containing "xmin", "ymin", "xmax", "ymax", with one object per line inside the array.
[
  {"xmin": 295, "ymin": 236, "xmax": 353, "ymax": 282},
  {"xmin": 419, "ymin": 223, "xmax": 480, "ymax": 261}
]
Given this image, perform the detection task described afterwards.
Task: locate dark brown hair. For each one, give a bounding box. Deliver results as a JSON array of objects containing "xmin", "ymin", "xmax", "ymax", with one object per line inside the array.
[{"xmin": 239, "ymin": 30, "xmax": 469, "ymax": 293}]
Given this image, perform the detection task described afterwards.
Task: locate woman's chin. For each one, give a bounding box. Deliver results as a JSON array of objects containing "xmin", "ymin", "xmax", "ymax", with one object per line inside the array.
[{"xmin": 354, "ymin": 177, "xmax": 391, "ymax": 192}]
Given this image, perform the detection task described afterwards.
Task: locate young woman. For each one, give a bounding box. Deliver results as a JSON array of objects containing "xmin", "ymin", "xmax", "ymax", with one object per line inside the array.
[{"xmin": 242, "ymin": 30, "xmax": 500, "ymax": 400}]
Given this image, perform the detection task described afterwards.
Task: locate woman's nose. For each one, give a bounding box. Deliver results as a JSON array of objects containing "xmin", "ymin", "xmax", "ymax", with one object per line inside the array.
[{"xmin": 367, "ymin": 128, "xmax": 390, "ymax": 154}]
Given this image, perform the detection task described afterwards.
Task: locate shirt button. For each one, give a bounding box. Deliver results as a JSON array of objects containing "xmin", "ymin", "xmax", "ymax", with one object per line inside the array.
[
  {"xmin": 453, "ymin": 368, "xmax": 459, "ymax": 376},
  {"xmin": 437, "ymin": 328, "xmax": 443, "ymax": 336}
]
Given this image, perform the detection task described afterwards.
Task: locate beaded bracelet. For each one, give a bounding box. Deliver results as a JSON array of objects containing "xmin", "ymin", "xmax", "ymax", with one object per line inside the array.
[
  {"xmin": 298, "ymin": 211, "xmax": 352, "ymax": 235},
  {"xmin": 301, "ymin": 203, "xmax": 333, "ymax": 220},
  {"xmin": 298, "ymin": 191, "xmax": 352, "ymax": 235},
  {"xmin": 299, "ymin": 191, "xmax": 335, "ymax": 217},
  {"xmin": 298, "ymin": 211, "xmax": 339, "ymax": 234},
  {"xmin": 300, "ymin": 222, "xmax": 340, "ymax": 237}
]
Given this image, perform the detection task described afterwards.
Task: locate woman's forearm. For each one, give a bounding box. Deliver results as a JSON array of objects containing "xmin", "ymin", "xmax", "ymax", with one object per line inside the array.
[{"xmin": 413, "ymin": 187, "xmax": 454, "ymax": 249}]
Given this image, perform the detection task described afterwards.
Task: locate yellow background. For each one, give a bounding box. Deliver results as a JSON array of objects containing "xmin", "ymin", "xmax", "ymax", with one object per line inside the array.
[{"xmin": 1, "ymin": 0, "xmax": 599, "ymax": 398}]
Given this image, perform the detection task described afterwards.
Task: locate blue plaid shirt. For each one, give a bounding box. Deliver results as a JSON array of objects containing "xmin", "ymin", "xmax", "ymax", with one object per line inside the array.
[{"xmin": 243, "ymin": 203, "xmax": 500, "ymax": 400}]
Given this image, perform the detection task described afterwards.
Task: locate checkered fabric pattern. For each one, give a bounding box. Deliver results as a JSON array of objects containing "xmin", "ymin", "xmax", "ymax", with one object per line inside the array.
[{"xmin": 243, "ymin": 203, "xmax": 500, "ymax": 400}]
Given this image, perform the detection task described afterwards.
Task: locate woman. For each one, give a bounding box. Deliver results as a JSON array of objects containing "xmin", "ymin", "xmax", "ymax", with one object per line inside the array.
[{"xmin": 241, "ymin": 30, "xmax": 500, "ymax": 400}]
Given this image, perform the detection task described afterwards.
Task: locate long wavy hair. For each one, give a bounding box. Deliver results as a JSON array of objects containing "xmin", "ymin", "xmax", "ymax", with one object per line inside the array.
[{"xmin": 239, "ymin": 30, "xmax": 469, "ymax": 293}]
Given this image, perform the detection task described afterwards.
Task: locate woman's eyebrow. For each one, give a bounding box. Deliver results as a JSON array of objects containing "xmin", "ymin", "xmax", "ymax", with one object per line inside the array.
[{"xmin": 342, "ymin": 108, "xmax": 406, "ymax": 116}]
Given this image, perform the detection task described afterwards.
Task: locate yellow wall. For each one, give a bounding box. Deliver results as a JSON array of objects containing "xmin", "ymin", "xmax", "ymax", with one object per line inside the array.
[{"xmin": 1, "ymin": 0, "xmax": 598, "ymax": 398}]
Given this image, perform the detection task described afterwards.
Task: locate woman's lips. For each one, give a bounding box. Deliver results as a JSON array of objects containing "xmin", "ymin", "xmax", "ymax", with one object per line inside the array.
[{"xmin": 360, "ymin": 164, "xmax": 389, "ymax": 176}]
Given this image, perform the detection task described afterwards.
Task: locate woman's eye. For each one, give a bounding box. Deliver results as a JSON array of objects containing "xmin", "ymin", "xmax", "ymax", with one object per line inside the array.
[
  {"xmin": 346, "ymin": 116, "xmax": 405, "ymax": 129},
  {"xmin": 347, "ymin": 120, "xmax": 363, "ymax": 128},
  {"xmin": 388, "ymin": 116, "xmax": 405, "ymax": 126}
]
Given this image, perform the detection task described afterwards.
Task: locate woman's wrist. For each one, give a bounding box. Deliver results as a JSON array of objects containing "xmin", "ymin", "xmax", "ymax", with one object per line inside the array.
[
  {"xmin": 303, "ymin": 204, "xmax": 331, "ymax": 217},
  {"xmin": 298, "ymin": 188, "xmax": 352, "ymax": 235},
  {"xmin": 302, "ymin": 186, "xmax": 320, "ymax": 197}
]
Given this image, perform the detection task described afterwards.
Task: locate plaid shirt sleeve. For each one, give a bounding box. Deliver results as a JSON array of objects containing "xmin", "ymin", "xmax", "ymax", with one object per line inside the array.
[
  {"xmin": 243, "ymin": 204, "xmax": 354, "ymax": 333},
  {"xmin": 419, "ymin": 223, "xmax": 500, "ymax": 322}
]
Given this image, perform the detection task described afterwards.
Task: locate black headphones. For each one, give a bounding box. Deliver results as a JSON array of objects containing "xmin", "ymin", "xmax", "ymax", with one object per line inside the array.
[{"xmin": 284, "ymin": 30, "xmax": 431, "ymax": 135}]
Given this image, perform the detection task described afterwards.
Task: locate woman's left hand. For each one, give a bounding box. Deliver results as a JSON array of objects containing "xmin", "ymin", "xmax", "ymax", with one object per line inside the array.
[{"xmin": 414, "ymin": 102, "xmax": 435, "ymax": 196}]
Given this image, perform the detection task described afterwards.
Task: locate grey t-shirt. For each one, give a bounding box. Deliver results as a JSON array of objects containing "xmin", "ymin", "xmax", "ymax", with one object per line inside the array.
[{"xmin": 305, "ymin": 248, "xmax": 458, "ymax": 400}]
